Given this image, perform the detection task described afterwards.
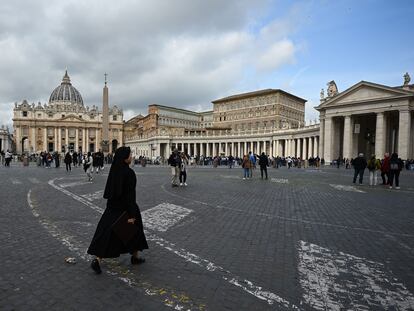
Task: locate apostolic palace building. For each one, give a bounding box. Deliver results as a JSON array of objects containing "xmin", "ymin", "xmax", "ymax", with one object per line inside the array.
[
  {"xmin": 12, "ymin": 71, "xmax": 123, "ymax": 154},
  {"xmin": 10, "ymin": 71, "xmax": 414, "ymax": 163}
]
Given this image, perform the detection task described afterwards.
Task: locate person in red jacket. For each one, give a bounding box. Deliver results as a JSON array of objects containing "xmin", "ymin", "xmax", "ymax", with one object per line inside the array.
[{"xmin": 380, "ymin": 152, "xmax": 390, "ymax": 185}]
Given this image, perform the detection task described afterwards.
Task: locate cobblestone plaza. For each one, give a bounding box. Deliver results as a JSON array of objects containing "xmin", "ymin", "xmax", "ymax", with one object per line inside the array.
[{"xmin": 1, "ymin": 163, "xmax": 413, "ymax": 310}]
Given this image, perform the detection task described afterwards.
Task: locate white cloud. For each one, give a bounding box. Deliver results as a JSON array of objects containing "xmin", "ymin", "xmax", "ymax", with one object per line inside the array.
[
  {"xmin": 256, "ymin": 39, "xmax": 296, "ymax": 72},
  {"xmin": 0, "ymin": 0, "xmax": 307, "ymax": 129}
]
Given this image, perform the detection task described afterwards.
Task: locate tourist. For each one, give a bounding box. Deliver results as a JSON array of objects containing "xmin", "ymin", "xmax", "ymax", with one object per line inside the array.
[
  {"xmin": 72, "ymin": 151, "xmax": 78, "ymax": 167},
  {"xmin": 168, "ymin": 149, "xmax": 181, "ymax": 187},
  {"xmin": 241, "ymin": 154, "xmax": 251, "ymax": 180},
  {"xmin": 389, "ymin": 153, "xmax": 404, "ymax": 189},
  {"xmin": 228, "ymin": 155, "xmax": 234, "ymax": 169},
  {"xmin": 259, "ymin": 152, "xmax": 269, "ymax": 180},
  {"xmin": 367, "ymin": 154, "xmax": 381, "ymax": 186},
  {"xmin": 179, "ymin": 153, "xmax": 188, "ymax": 186},
  {"xmin": 380, "ymin": 153, "xmax": 390, "ymax": 185},
  {"xmin": 64, "ymin": 151, "xmax": 72, "ymax": 172},
  {"xmin": 352, "ymin": 153, "xmax": 367, "ymax": 185},
  {"xmin": 4, "ymin": 150, "xmax": 12, "ymax": 167},
  {"xmin": 85, "ymin": 152, "xmax": 94, "ymax": 181},
  {"xmin": 88, "ymin": 146, "xmax": 148, "ymax": 274},
  {"xmin": 287, "ymin": 156, "xmax": 292, "ymax": 169},
  {"xmin": 249, "ymin": 151, "xmax": 256, "ymax": 177}
]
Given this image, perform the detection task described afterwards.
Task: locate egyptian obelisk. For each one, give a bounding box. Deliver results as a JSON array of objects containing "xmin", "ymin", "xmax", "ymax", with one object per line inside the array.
[{"xmin": 102, "ymin": 73, "xmax": 109, "ymax": 153}]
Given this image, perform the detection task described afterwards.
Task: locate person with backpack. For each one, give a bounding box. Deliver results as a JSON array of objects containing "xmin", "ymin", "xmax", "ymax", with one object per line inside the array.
[
  {"xmin": 389, "ymin": 153, "xmax": 404, "ymax": 189},
  {"xmin": 352, "ymin": 153, "xmax": 367, "ymax": 185},
  {"xmin": 367, "ymin": 154, "xmax": 381, "ymax": 186}
]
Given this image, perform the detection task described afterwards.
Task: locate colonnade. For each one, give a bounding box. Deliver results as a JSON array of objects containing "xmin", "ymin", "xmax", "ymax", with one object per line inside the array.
[
  {"xmin": 319, "ymin": 109, "xmax": 413, "ymax": 162},
  {"xmin": 131, "ymin": 135, "xmax": 320, "ymax": 159}
]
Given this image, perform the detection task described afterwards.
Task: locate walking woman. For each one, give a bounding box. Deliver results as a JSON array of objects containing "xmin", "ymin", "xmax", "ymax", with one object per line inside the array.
[{"xmin": 88, "ymin": 146, "xmax": 148, "ymax": 274}]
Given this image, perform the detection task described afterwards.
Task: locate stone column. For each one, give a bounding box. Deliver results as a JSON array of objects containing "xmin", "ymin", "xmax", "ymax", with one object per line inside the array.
[
  {"xmin": 75, "ymin": 128, "xmax": 79, "ymax": 152},
  {"xmin": 292, "ymin": 139, "xmax": 296, "ymax": 157},
  {"xmin": 57, "ymin": 127, "xmax": 61, "ymax": 152},
  {"xmin": 85, "ymin": 128, "xmax": 89, "ymax": 152},
  {"xmin": 96, "ymin": 128, "xmax": 100, "ymax": 152},
  {"xmin": 82, "ymin": 128, "xmax": 86, "ymax": 153},
  {"xmin": 302, "ymin": 138, "xmax": 306, "ymax": 159},
  {"xmin": 324, "ymin": 117, "xmax": 333, "ymax": 163},
  {"xmin": 308, "ymin": 137, "xmax": 313, "ymax": 158},
  {"xmin": 398, "ymin": 109, "xmax": 412, "ymax": 159},
  {"xmin": 225, "ymin": 141, "xmax": 228, "ymax": 156},
  {"xmin": 319, "ymin": 119, "xmax": 325, "ymax": 158},
  {"xmin": 275, "ymin": 139, "xmax": 279, "ymax": 156},
  {"xmin": 284, "ymin": 139, "xmax": 287, "ymax": 156},
  {"xmin": 44, "ymin": 128, "xmax": 48, "ymax": 151},
  {"xmin": 375, "ymin": 112, "xmax": 386, "ymax": 158},
  {"xmin": 54, "ymin": 128, "xmax": 58, "ymax": 152},
  {"xmin": 207, "ymin": 142, "xmax": 210, "ymax": 157},
  {"xmin": 297, "ymin": 138, "xmax": 302, "ymax": 158},
  {"xmin": 65, "ymin": 128, "xmax": 69, "ymax": 151},
  {"xmin": 343, "ymin": 115, "xmax": 353, "ymax": 159}
]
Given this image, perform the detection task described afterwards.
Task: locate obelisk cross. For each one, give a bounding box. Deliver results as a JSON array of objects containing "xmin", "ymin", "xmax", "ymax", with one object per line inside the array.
[{"xmin": 104, "ymin": 72, "xmax": 108, "ymax": 85}]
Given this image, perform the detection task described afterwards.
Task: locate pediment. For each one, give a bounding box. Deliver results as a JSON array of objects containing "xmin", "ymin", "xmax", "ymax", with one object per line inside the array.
[{"xmin": 318, "ymin": 81, "xmax": 413, "ymax": 109}]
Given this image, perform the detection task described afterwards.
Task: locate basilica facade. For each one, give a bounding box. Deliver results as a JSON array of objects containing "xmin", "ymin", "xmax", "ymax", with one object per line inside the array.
[{"xmin": 12, "ymin": 71, "xmax": 123, "ymax": 154}]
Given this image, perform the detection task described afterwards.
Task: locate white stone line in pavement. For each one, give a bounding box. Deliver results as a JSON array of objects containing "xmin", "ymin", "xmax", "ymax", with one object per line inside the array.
[
  {"xmin": 27, "ymin": 189, "xmax": 191, "ymax": 311},
  {"xmin": 80, "ymin": 190, "xmax": 104, "ymax": 201},
  {"xmin": 141, "ymin": 203, "xmax": 193, "ymax": 232},
  {"xmin": 28, "ymin": 177, "xmax": 40, "ymax": 184},
  {"xmin": 10, "ymin": 178, "xmax": 22, "ymax": 184},
  {"xmin": 329, "ymin": 184, "xmax": 366, "ymax": 193},
  {"xmin": 270, "ymin": 178, "xmax": 289, "ymax": 184},
  {"xmin": 49, "ymin": 178, "xmax": 298, "ymax": 310},
  {"xmin": 59, "ymin": 180, "xmax": 93, "ymax": 188},
  {"xmin": 298, "ymin": 240, "xmax": 414, "ymax": 311}
]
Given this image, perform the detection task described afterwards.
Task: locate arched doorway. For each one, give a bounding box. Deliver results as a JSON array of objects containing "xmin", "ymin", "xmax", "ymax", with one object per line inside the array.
[{"xmin": 112, "ymin": 139, "xmax": 118, "ymax": 152}]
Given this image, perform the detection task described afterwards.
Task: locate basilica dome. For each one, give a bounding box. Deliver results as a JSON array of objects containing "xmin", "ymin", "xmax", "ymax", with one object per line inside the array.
[{"xmin": 49, "ymin": 70, "xmax": 84, "ymax": 106}]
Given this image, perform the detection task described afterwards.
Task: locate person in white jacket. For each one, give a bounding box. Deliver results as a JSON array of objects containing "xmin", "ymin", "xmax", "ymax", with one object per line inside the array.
[{"xmin": 84, "ymin": 152, "xmax": 94, "ymax": 181}]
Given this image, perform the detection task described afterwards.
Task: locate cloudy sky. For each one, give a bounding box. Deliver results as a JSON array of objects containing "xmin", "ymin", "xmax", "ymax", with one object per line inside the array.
[{"xmin": 1, "ymin": 0, "xmax": 413, "ymax": 128}]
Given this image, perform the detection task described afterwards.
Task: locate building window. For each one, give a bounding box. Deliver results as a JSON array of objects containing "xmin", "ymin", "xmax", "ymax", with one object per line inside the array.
[
  {"xmin": 22, "ymin": 111, "xmax": 27, "ymax": 117},
  {"xmin": 79, "ymin": 115, "xmax": 82, "ymax": 119},
  {"xmin": 113, "ymin": 115, "xmax": 117, "ymax": 121},
  {"xmin": 62, "ymin": 114, "xmax": 65, "ymax": 118}
]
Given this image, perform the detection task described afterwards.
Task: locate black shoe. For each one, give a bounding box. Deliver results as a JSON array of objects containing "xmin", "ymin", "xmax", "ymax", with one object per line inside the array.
[
  {"xmin": 131, "ymin": 256, "xmax": 145, "ymax": 265},
  {"xmin": 91, "ymin": 259, "xmax": 102, "ymax": 274}
]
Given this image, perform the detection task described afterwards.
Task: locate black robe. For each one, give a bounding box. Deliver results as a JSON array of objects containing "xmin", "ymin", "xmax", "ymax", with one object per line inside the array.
[{"xmin": 87, "ymin": 166, "xmax": 148, "ymax": 258}]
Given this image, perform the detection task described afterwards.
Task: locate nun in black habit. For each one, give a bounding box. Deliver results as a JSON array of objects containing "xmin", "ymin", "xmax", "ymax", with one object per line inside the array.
[{"xmin": 88, "ymin": 146, "xmax": 148, "ymax": 274}]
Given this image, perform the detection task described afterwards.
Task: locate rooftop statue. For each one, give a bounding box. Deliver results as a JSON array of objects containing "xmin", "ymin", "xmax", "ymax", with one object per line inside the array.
[
  {"xmin": 404, "ymin": 72, "xmax": 411, "ymax": 85},
  {"xmin": 327, "ymin": 80, "xmax": 338, "ymax": 97}
]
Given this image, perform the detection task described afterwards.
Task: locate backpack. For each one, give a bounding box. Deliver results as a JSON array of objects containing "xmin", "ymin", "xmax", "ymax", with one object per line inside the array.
[{"xmin": 367, "ymin": 159, "xmax": 376, "ymax": 170}]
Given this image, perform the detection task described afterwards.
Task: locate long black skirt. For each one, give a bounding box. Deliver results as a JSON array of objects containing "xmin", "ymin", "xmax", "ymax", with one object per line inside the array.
[{"xmin": 87, "ymin": 207, "xmax": 148, "ymax": 258}]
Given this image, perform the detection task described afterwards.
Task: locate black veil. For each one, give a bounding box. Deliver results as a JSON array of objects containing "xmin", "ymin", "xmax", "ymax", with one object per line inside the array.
[{"xmin": 103, "ymin": 146, "xmax": 131, "ymax": 200}]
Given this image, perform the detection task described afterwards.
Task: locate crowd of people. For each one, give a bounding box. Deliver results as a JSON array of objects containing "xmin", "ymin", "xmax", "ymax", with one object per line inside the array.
[{"xmin": 351, "ymin": 152, "xmax": 405, "ymax": 189}]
